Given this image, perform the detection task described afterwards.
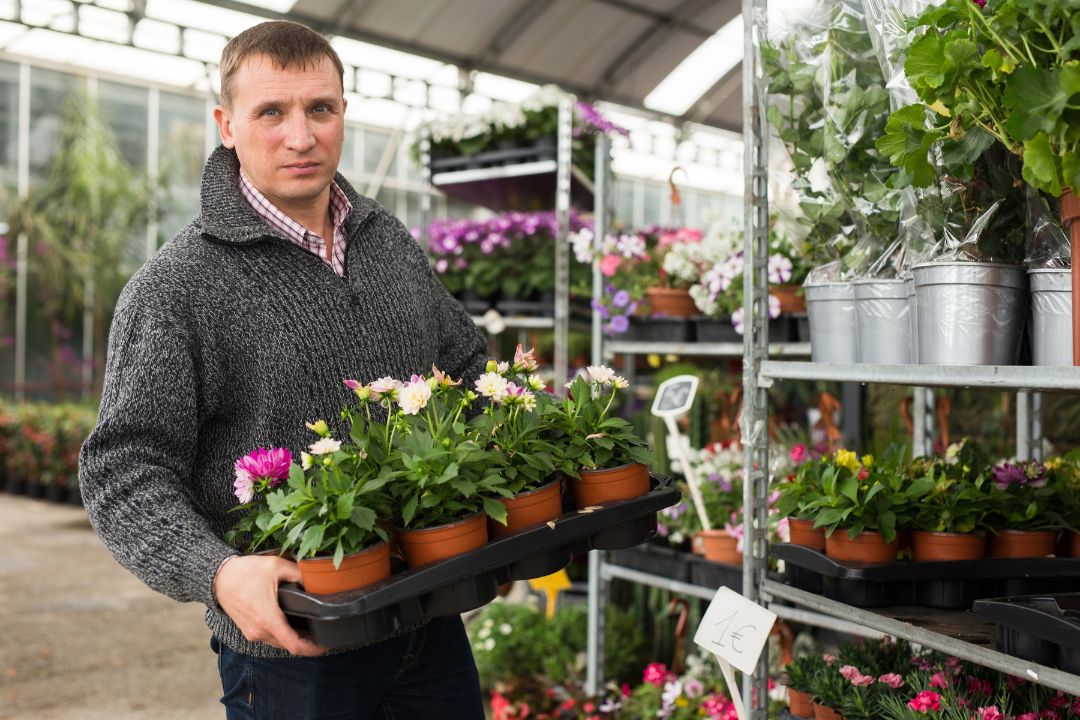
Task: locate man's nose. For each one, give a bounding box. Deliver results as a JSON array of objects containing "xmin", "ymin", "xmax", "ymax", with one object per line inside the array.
[{"xmin": 283, "ymin": 113, "xmax": 316, "ymax": 152}]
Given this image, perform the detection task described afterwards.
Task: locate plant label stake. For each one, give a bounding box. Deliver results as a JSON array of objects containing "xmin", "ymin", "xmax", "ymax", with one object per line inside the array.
[
  {"xmin": 528, "ymin": 569, "xmax": 571, "ymax": 619},
  {"xmin": 651, "ymin": 375, "xmax": 710, "ymax": 531},
  {"xmin": 694, "ymin": 586, "xmax": 778, "ymax": 720}
]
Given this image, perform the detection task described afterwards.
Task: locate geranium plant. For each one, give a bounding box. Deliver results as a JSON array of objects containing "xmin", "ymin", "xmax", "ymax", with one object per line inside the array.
[
  {"xmin": 557, "ymin": 366, "xmax": 650, "ymax": 475},
  {"xmin": 803, "ymin": 445, "xmax": 935, "ymax": 542},
  {"xmin": 775, "ymin": 443, "xmax": 824, "ymax": 520}
]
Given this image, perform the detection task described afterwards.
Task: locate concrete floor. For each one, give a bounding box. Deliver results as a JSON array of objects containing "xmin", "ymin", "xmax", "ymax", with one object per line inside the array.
[{"xmin": 0, "ymin": 494, "xmax": 222, "ymax": 720}]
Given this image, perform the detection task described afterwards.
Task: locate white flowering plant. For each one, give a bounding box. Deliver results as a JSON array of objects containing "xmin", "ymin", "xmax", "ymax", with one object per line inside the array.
[
  {"xmin": 343, "ymin": 368, "xmax": 512, "ymax": 531},
  {"xmin": 556, "ymin": 365, "xmax": 651, "ymax": 475},
  {"xmin": 468, "ymin": 345, "xmax": 562, "ymax": 499}
]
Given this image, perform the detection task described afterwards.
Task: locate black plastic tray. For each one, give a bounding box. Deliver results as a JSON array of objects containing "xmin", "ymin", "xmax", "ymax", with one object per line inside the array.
[
  {"xmin": 621, "ymin": 317, "xmax": 694, "ymax": 343},
  {"xmin": 773, "ymin": 544, "xmax": 1080, "ymax": 610},
  {"xmin": 973, "ymin": 594, "xmax": 1080, "ymax": 673},
  {"xmin": 279, "ymin": 477, "xmax": 680, "ymax": 648},
  {"xmin": 608, "ymin": 542, "xmax": 693, "ymax": 583}
]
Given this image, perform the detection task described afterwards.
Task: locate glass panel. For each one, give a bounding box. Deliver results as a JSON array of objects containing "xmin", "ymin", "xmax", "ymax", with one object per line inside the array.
[
  {"xmin": 0, "ymin": 61, "xmax": 18, "ymax": 202},
  {"xmin": 99, "ymin": 80, "xmax": 148, "ymax": 169},
  {"xmin": 339, "ymin": 125, "xmax": 357, "ymax": 174},
  {"xmin": 614, "ymin": 178, "xmax": 634, "ymax": 228},
  {"xmin": 29, "ymin": 67, "xmax": 79, "ymax": 183},
  {"xmin": 642, "ymin": 182, "xmax": 662, "ymax": 226},
  {"xmin": 158, "ymin": 91, "xmax": 207, "ymax": 243},
  {"xmin": 363, "ymin": 128, "xmax": 397, "ymax": 176}
]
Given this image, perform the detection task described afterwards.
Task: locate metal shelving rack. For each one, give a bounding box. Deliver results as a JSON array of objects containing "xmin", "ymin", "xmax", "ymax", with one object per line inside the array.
[
  {"xmin": 420, "ymin": 97, "xmax": 600, "ymax": 393},
  {"xmin": 584, "ymin": 0, "xmax": 1080, "ymax": 711}
]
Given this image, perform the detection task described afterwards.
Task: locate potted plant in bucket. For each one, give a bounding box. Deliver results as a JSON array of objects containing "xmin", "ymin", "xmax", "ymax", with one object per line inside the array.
[
  {"xmin": 557, "ymin": 365, "xmax": 652, "ymax": 507},
  {"xmin": 469, "ymin": 345, "xmax": 563, "ymax": 538},
  {"xmin": 777, "ymin": 444, "xmax": 827, "ymax": 550},
  {"xmin": 806, "ymin": 445, "xmax": 934, "ymax": 563}
]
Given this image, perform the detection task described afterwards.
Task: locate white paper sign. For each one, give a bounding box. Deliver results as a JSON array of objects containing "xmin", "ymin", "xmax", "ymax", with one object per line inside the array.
[
  {"xmin": 651, "ymin": 375, "xmax": 698, "ymax": 417},
  {"xmin": 693, "ymin": 586, "xmax": 777, "ymax": 675}
]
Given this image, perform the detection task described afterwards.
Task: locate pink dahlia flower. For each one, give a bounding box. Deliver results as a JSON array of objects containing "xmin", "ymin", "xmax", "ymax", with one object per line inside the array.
[{"xmin": 233, "ymin": 447, "xmax": 292, "ymax": 502}]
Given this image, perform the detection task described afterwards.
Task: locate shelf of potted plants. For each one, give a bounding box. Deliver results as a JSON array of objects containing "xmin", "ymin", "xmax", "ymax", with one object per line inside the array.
[{"xmin": 760, "ymin": 362, "xmax": 1080, "ymax": 394}]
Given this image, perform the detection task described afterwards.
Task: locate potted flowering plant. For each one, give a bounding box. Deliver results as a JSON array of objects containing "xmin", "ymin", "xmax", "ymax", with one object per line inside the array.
[
  {"xmin": 469, "ymin": 346, "xmax": 564, "ymax": 538},
  {"xmin": 224, "ymin": 446, "xmax": 294, "ymax": 555},
  {"xmin": 349, "ymin": 369, "xmax": 510, "ymax": 568},
  {"xmin": 676, "ymin": 443, "xmax": 744, "ymax": 563},
  {"xmin": 907, "ymin": 439, "xmax": 996, "ymax": 562},
  {"xmin": 776, "ymin": 444, "xmax": 827, "ymax": 550},
  {"xmin": 557, "ymin": 366, "xmax": 651, "ymax": 507},
  {"xmin": 785, "ymin": 654, "xmax": 827, "ymax": 719},
  {"xmin": 804, "ymin": 445, "xmax": 935, "ymax": 563},
  {"xmin": 1047, "ymin": 450, "xmax": 1080, "ymax": 556},
  {"xmin": 986, "ymin": 459, "xmax": 1063, "ymax": 558}
]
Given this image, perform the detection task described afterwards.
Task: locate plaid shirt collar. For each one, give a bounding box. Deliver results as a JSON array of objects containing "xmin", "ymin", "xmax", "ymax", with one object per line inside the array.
[{"xmin": 237, "ymin": 169, "xmax": 352, "ymax": 254}]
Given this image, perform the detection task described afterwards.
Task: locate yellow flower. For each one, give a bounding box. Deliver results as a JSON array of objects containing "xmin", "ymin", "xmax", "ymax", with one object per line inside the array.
[
  {"xmin": 861, "ymin": 454, "xmax": 874, "ymax": 468},
  {"xmin": 675, "ymin": 697, "xmax": 689, "ymax": 708},
  {"xmin": 1046, "ymin": 457, "xmax": 1062, "ymax": 471},
  {"xmin": 835, "ymin": 449, "xmax": 860, "ymax": 474}
]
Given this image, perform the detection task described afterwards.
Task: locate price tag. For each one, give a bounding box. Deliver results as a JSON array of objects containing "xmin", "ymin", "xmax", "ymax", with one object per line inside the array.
[
  {"xmin": 651, "ymin": 375, "xmax": 698, "ymax": 417},
  {"xmin": 694, "ymin": 586, "xmax": 777, "ymax": 676}
]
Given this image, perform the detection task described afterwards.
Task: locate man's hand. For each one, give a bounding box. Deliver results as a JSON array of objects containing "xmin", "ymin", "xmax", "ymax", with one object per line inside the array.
[{"xmin": 214, "ymin": 555, "xmax": 326, "ymax": 657}]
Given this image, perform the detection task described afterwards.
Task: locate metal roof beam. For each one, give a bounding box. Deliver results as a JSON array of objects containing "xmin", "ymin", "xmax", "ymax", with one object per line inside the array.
[{"xmin": 587, "ymin": 0, "xmax": 715, "ymax": 39}]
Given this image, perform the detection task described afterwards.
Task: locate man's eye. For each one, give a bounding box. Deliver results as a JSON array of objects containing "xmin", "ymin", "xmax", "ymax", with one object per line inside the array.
[
  {"xmin": 261, "ymin": 108, "xmax": 280, "ymax": 117},
  {"xmin": 312, "ymin": 104, "xmax": 329, "ymax": 113}
]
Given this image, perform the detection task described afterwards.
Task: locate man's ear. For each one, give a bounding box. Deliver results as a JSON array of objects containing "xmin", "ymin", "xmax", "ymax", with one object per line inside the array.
[{"xmin": 213, "ymin": 105, "xmax": 235, "ymax": 149}]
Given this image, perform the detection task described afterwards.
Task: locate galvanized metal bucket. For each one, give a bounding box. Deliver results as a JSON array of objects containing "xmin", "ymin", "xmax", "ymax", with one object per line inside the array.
[
  {"xmin": 913, "ymin": 262, "xmax": 1027, "ymax": 365},
  {"xmin": 853, "ymin": 279, "xmax": 912, "ymax": 364},
  {"xmin": 805, "ymin": 282, "xmax": 857, "ymax": 363},
  {"xmin": 1029, "ymin": 268, "xmax": 1072, "ymax": 366},
  {"xmin": 904, "ymin": 273, "xmax": 919, "ymax": 363}
]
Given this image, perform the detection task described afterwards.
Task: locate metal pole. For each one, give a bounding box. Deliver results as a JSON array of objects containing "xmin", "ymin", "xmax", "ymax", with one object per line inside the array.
[
  {"xmin": 419, "ymin": 127, "xmax": 432, "ymax": 253},
  {"xmin": 585, "ymin": 132, "xmax": 610, "ymax": 698},
  {"xmin": 14, "ymin": 62, "xmax": 29, "ymax": 403},
  {"xmin": 741, "ymin": 0, "xmax": 769, "ymax": 715},
  {"xmin": 1032, "ymin": 392, "xmax": 1044, "ymax": 461},
  {"xmin": 553, "ymin": 97, "xmax": 572, "ymax": 396},
  {"xmin": 1017, "ymin": 390, "xmax": 1032, "ymax": 461},
  {"xmin": 913, "ymin": 387, "xmax": 926, "ymax": 457}
]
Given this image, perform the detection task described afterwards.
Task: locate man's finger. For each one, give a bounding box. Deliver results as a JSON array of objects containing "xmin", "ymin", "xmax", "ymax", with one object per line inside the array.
[{"xmin": 266, "ymin": 610, "xmax": 325, "ymax": 657}]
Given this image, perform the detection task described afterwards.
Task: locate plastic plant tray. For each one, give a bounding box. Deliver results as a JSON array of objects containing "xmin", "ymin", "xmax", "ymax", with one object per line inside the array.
[
  {"xmin": 772, "ymin": 544, "xmax": 1080, "ymax": 610},
  {"xmin": 279, "ymin": 476, "xmax": 680, "ymax": 649},
  {"xmin": 973, "ymin": 594, "xmax": 1080, "ymax": 673},
  {"xmin": 608, "ymin": 542, "xmax": 693, "ymax": 583}
]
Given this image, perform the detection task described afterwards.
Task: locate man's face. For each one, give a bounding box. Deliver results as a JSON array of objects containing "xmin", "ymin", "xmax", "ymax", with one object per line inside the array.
[{"xmin": 214, "ymin": 53, "xmax": 346, "ymax": 214}]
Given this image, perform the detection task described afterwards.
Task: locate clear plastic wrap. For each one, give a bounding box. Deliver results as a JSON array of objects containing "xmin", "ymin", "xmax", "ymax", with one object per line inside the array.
[
  {"xmin": 1025, "ymin": 190, "xmax": 1071, "ymax": 269},
  {"xmin": 765, "ymin": 0, "xmax": 903, "ymax": 279}
]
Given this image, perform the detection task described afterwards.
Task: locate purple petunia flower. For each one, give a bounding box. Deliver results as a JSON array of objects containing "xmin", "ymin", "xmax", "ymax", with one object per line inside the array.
[
  {"xmin": 609, "ymin": 314, "xmax": 629, "ymax": 333},
  {"xmin": 612, "ymin": 290, "xmax": 631, "ymax": 308}
]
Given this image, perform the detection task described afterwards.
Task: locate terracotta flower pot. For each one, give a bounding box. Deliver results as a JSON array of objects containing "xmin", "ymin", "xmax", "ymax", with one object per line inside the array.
[
  {"xmin": 571, "ymin": 462, "xmax": 650, "ymax": 508},
  {"xmin": 698, "ymin": 529, "xmax": 742, "ymax": 565},
  {"xmin": 489, "ymin": 477, "xmax": 564, "ymax": 539},
  {"xmin": 987, "ymin": 529, "xmax": 1058, "ymax": 558},
  {"xmin": 645, "ymin": 286, "xmax": 699, "ymax": 317},
  {"xmin": 772, "ymin": 284, "xmax": 807, "ymax": 314},
  {"xmin": 296, "ymin": 541, "xmax": 391, "ymax": 595},
  {"xmin": 787, "ymin": 517, "xmax": 826, "ymax": 551},
  {"xmin": 911, "ymin": 530, "xmax": 987, "ymax": 562},
  {"xmin": 812, "ymin": 702, "xmax": 844, "ymax": 720},
  {"xmin": 788, "ymin": 689, "xmax": 815, "ymax": 719},
  {"xmin": 825, "ymin": 529, "xmax": 900, "ymax": 564},
  {"xmin": 398, "ymin": 512, "xmax": 489, "ymax": 568}
]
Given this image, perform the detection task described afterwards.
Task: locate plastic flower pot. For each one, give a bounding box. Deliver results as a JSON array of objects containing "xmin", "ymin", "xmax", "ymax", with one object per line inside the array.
[
  {"xmin": 297, "ymin": 542, "xmax": 391, "ymax": 595},
  {"xmin": 772, "ymin": 284, "xmax": 807, "ymax": 314},
  {"xmin": 788, "ymin": 689, "xmax": 815, "ymax": 719},
  {"xmin": 824, "ymin": 529, "xmax": 900, "ymax": 564},
  {"xmin": 571, "ymin": 463, "xmax": 650, "ymax": 508},
  {"xmin": 698, "ymin": 529, "xmax": 742, "ymax": 565},
  {"xmin": 398, "ymin": 512, "xmax": 489, "ymax": 568},
  {"xmin": 787, "ymin": 518, "xmax": 826, "ymax": 551},
  {"xmin": 489, "ymin": 477, "xmax": 564, "ymax": 539},
  {"xmin": 987, "ymin": 529, "xmax": 1058, "ymax": 559},
  {"xmin": 911, "ymin": 531, "xmax": 987, "ymax": 562},
  {"xmin": 645, "ymin": 287, "xmax": 698, "ymax": 317},
  {"xmin": 812, "ymin": 702, "xmax": 844, "ymax": 720}
]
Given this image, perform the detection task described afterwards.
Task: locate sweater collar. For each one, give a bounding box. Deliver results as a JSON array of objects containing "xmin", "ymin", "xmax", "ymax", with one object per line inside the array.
[{"xmin": 198, "ymin": 145, "xmax": 380, "ymax": 244}]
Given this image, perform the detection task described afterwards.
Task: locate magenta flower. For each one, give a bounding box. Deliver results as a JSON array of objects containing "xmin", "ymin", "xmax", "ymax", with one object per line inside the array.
[
  {"xmin": 966, "ymin": 676, "xmax": 993, "ymax": 696},
  {"xmin": 839, "ymin": 665, "xmax": 862, "ymax": 681},
  {"xmin": 972, "ymin": 0, "xmax": 986, "ymax": 6},
  {"xmin": 789, "ymin": 444, "xmax": 808, "ymax": 464},
  {"xmin": 879, "ymin": 673, "xmax": 904, "ymax": 689},
  {"xmin": 908, "ymin": 691, "xmax": 942, "ymax": 712},
  {"xmin": 973, "ymin": 708, "xmax": 1004, "ymax": 720},
  {"xmin": 233, "ymin": 447, "xmax": 292, "ymax": 503},
  {"xmin": 643, "ymin": 662, "xmax": 669, "ymax": 687},
  {"xmin": 930, "ymin": 672, "xmax": 949, "ymax": 689}
]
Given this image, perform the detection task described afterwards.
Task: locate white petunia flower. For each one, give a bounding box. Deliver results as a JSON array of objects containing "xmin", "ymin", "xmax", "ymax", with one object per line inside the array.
[
  {"xmin": 483, "ymin": 638, "xmax": 496, "ymax": 651},
  {"xmin": 498, "ymin": 623, "xmax": 512, "ymax": 636},
  {"xmin": 308, "ymin": 438, "xmax": 341, "ymax": 456}
]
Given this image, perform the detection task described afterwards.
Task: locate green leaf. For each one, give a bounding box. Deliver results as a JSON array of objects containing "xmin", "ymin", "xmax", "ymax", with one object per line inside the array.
[
  {"xmin": 839, "ymin": 475, "xmax": 859, "ymax": 503},
  {"xmin": 1004, "ymin": 66, "xmax": 1070, "ymax": 140},
  {"xmin": 940, "ymin": 127, "xmax": 994, "ymax": 169},
  {"xmin": 905, "ymin": 32, "xmax": 946, "ymax": 94},
  {"xmin": 1021, "ymin": 132, "xmax": 1064, "ymax": 196},
  {"xmin": 981, "ymin": 48, "xmax": 1016, "ymax": 82},
  {"xmin": 402, "ymin": 495, "xmax": 418, "ymax": 526},
  {"xmin": 483, "ymin": 496, "xmax": 507, "ymax": 525},
  {"xmin": 288, "ymin": 464, "xmax": 305, "ymax": 490},
  {"xmin": 299, "ymin": 524, "xmax": 325, "ymax": 559},
  {"xmin": 333, "ymin": 541, "xmax": 344, "ymax": 569},
  {"xmin": 450, "ymin": 478, "xmax": 477, "ymax": 497},
  {"xmin": 351, "ymin": 506, "xmax": 376, "ymax": 531},
  {"xmin": 1063, "ymin": 151, "xmax": 1080, "ymax": 196},
  {"xmin": 336, "ymin": 492, "xmax": 354, "ymax": 519},
  {"xmin": 267, "ymin": 491, "xmax": 289, "ymax": 514}
]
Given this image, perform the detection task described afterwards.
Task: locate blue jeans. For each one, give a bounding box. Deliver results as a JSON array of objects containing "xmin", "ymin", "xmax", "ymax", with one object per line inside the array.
[{"xmin": 211, "ymin": 616, "xmax": 484, "ymax": 719}]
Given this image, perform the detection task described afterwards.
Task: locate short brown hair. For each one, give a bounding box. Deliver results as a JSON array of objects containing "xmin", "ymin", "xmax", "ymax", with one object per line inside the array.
[{"xmin": 219, "ymin": 21, "xmax": 345, "ymax": 108}]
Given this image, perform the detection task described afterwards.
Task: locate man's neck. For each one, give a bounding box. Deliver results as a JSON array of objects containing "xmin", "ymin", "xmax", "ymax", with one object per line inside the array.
[{"xmin": 268, "ymin": 188, "xmax": 332, "ymax": 238}]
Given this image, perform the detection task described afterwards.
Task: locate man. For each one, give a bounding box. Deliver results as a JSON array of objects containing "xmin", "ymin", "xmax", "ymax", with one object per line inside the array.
[{"xmin": 78, "ymin": 20, "xmax": 488, "ymax": 720}]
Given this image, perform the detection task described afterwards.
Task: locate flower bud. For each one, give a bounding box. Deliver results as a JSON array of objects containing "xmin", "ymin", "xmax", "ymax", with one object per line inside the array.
[{"xmin": 305, "ymin": 419, "xmax": 330, "ymax": 437}]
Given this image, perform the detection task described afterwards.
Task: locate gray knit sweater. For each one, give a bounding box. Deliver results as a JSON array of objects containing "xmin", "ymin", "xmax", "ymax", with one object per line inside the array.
[{"xmin": 78, "ymin": 146, "xmax": 488, "ymax": 658}]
